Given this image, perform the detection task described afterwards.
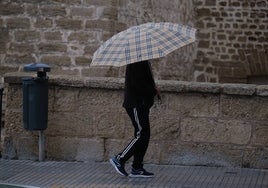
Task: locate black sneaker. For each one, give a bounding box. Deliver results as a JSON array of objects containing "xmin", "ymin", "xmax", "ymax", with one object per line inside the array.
[
  {"xmin": 129, "ymin": 168, "xmax": 154, "ymax": 178},
  {"xmin": 109, "ymin": 155, "xmax": 128, "ymax": 176}
]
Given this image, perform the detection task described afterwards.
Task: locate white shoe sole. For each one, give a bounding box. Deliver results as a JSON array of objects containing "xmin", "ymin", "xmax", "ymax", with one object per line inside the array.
[{"xmin": 129, "ymin": 174, "xmax": 154, "ymax": 178}]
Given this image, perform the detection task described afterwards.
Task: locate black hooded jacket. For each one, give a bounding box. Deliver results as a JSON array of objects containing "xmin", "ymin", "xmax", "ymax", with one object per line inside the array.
[{"xmin": 123, "ymin": 61, "xmax": 157, "ymax": 108}]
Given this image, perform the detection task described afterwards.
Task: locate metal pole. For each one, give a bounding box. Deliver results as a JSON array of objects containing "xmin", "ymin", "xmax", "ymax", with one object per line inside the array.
[{"xmin": 39, "ymin": 130, "xmax": 45, "ymax": 161}]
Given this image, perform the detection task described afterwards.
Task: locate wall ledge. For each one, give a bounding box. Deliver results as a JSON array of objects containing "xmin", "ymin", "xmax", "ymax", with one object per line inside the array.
[{"xmin": 4, "ymin": 72, "xmax": 268, "ymax": 96}]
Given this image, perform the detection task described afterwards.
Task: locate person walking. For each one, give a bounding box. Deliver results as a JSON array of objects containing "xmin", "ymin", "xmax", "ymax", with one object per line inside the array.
[{"xmin": 110, "ymin": 60, "xmax": 159, "ymax": 178}]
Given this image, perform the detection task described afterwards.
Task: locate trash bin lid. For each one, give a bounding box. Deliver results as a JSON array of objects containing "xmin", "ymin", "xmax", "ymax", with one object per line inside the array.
[{"xmin": 24, "ymin": 63, "xmax": 51, "ymax": 72}]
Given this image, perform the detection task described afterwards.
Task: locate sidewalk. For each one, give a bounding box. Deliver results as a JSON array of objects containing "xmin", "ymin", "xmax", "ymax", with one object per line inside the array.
[{"xmin": 0, "ymin": 159, "xmax": 267, "ymax": 188}]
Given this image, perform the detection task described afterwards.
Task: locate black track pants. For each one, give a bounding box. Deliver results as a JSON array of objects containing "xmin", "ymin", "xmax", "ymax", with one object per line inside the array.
[{"xmin": 119, "ymin": 106, "xmax": 150, "ymax": 169}]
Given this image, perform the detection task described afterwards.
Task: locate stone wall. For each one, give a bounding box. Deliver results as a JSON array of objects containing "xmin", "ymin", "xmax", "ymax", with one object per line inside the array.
[
  {"xmin": 194, "ymin": 0, "xmax": 268, "ymax": 83},
  {"xmin": 2, "ymin": 73, "xmax": 268, "ymax": 169},
  {"xmin": 0, "ymin": 0, "xmax": 196, "ymax": 82},
  {"xmin": 117, "ymin": 0, "xmax": 196, "ymax": 81},
  {"xmin": 1, "ymin": 0, "xmax": 267, "ymax": 83}
]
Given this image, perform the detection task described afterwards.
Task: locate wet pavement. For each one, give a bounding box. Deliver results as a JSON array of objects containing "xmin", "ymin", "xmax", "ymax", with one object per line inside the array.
[{"xmin": 0, "ymin": 159, "xmax": 267, "ymax": 188}]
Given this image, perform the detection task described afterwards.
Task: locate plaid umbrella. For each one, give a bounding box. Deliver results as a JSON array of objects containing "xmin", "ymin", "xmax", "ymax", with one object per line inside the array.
[{"xmin": 91, "ymin": 22, "xmax": 196, "ymax": 67}]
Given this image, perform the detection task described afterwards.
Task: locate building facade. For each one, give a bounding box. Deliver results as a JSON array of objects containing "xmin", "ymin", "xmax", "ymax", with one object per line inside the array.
[{"xmin": 0, "ymin": 0, "xmax": 267, "ymax": 83}]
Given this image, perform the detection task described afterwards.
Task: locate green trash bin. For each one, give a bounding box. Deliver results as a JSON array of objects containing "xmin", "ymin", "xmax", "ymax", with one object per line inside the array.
[{"xmin": 22, "ymin": 63, "xmax": 50, "ymax": 131}]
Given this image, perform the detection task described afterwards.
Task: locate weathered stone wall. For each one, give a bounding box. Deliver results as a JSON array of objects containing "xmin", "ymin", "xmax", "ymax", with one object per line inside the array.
[
  {"xmin": 194, "ymin": 0, "xmax": 268, "ymax": 83},
  {"xmin": 1, "ymin": 0, "xmax": 267, "ymax": 83},
  {"xmin": 0, "ymin": 0, "xmax": 196, "ymax": 82},
  {"xmin": 2, "ymin": 73, "xmax": 268, "ymax": 168},
  {"xmin": 0, "ymin": 0, "xmax": 124, "ymax": 80},
  {"xmin": 117, "ymin": 0, "xmax": 196, "ymax": 80}
]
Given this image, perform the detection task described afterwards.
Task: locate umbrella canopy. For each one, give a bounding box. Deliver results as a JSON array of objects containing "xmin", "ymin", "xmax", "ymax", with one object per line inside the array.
[{"xmin": 91, "ymin": 22, "xmax": 196, "ymax": 67}]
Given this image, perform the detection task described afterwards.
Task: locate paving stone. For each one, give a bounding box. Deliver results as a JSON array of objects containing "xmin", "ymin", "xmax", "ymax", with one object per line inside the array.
[{"xmin": 0, "ymin": 160, "xmax": 267, "ymax": 188}]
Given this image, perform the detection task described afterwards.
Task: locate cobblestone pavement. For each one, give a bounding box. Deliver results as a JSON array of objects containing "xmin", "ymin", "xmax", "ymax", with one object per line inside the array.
[{"xmin": 0, "ymin": 159, "xmax": 267, "ymax": 188}]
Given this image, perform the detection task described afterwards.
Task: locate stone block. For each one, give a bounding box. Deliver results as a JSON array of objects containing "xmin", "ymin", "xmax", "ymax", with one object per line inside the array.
[
  {"xmin": 205, "ymin": 0, "xmax": 216, "ymax": 6},
  {"xmin": 9, "ymin": 43, "xmax": 35, "ymax": 53},
  {"xmin": 157, "ymin": 142, "xmax": 243, "ymax": 167},
  {"xmin": 167, "ymin": 93, "xmax": 219, "ymax": 117},
  {"xmin": 46, "ymin": 88, "xmax": 125, "ymax": 138},
  {"xmin": 243, "ymin": 147, "xmax": 268, "ymax": 168},
  {"xmin": 0, "ymin": 28, "xmax": 9, "ymax": 43},
  {"xmin": 93, "ymin": 111, "xmax": 125, "ymax": 138},
  {"xmin": 221, "ymin": 95, "xmax": 268, "ymax": 120},
  {"xmin": 40, "ymin": 6, "xmax": 66, "ymax": 17},
  {"xmin": 14, "ymin": 31, "xmax": 40, "ymax": 42},
  {"xmin": 83, "ymin": 0, "xmax": 118, "ymax": 6},
  {"xmin": 197, "ymin": 32, "xmax": 210, "ymax": 39},
  {"xmin": 2, "ymin": 136, "xmax": 16, "ymax": 159},
  {"xmin": 38, "ymin": 43, "xmax": 67, "ymax": 53},
  {"xmin": 218, "ymin": 67, "xmax": 233, "ymax": 78},
  {"xmin": 185, "ymin": 82, "xmax": 220, "ymax": 93},
  {"xmin": 144, "ymin": 141, "xmax": 161, "ymax": 164},
  {"xmin": 222, "ymin": 83, "xmax": 256, "ymax": 95},
  {"xmin": 4, "ymin": 109, "xmax": 38, "ymax": 140},
  {"xmin": 2, "ymin": 108, "xmax": 39, "ymax": 160},
  {"xmin": 5, "ymin": 84, "xmax": 22, "ymax": 109},
  {"xmin": 252, "ymin": 122, "xmax": 268, "ymax": 146},
  {"xmin": 150, "ymin": 109, "xmax": 180, "ymax": 141},
  {"xmin": 46, "ymin": 111, "xmax": 95, "ymax": 137},
  {"xmin": 0, "ymin": 42, "xmax": 6, "ymax": 53},
  {"xmin": 25, "ymin": 4, "xmax": 38, "ymax": 16},
  {"xmin": 0, "ymin": 66, "xmax": 18, "ymax": 76},
  {"xmin": 34, "ymin": 18, "xmax": 53, "ymax": 28},
  {"xmin": 75, "ymin": 138, "xmax": 104, "ymax": 161},
  {"xmin": 0, "ymin": 3, "xmax": 24, "ymax": 15},
  {"xmin": 49, "ymin": 75, "xmax": 84, "ymax": 87},
  {"xmin": 16, "ymin": 136, "xmax": 38, "ymax": 160},
  {"xmin": 44, "ymin": 31, "xmax": 63, "ymax": 41},
  {"xmin": 5, "ymin": 54, "xmax": 35, "ymax": 65},
  {"xmin": 67, "ymin": 43, "xmax": 84, "ymax": 56},
  {"xmin": 82, "ymin": 67, "xmax": 120, "ymax": 77},
  {"xmin": 101, "ymin": 7, "xmax": 118, "ymax": 20},
  {"xmin": 4, "ymin": 110, "xmax": 24, "ymax": 135},
  {"xmin": 55, "ymin": 19, "xmax": 82, "ymax": 30},
  {"xmin": 49, "ymin": 68, "xmax": 80, "ymax": 77},
  {"xmin": 46, "ymin": 137, "xmax": 104, "ymax": 162},
  {"xmin": 157, "ymin": 80, "xmax": 186, "ymax": 92},
  {"xmin": 198, "ymin": 40, "xmax": 210, "ymax": 48},
  {"xmin": 70, "ymin": 7, "xmax": 95, "ymax": 17},
  {"xmin": 75, "ymin": 56, "xmax": 91, "ymax": 66},
  {"xmin": 219, "ymin": 77, "xmax": 247, "ymax": 84},
  {"xmin": 50, "ymin": 87, "xmax": 78, "ymax": 112},
  {"xmin": 50, "ymin": 0, "xmax": 81, "ymax": 4},
  {"xmin": 6, "ymin": 18, "xmax": 30, "ymax": 29},
  {"xmin": 181, "ymin": 118, "xmax": 251, "ymax": 145},
  {"xmin": 83, "ymin": 77, "xmax": 124, "ymax": 90},
  {"xmin": 85, "ymin": 20, "xmax": 115, "ymax": 32},
  {"xmin": 196, "ymin": 8, "xmax": 211, "ymax": 17},
  {"xmin": 84, "ymin": 45, "xmax": 100, "ymax": 55},
  {"xmin": 41, "ymin": 56, "xmax": 71, "ymax": 66},
  {"xmin": 74, "ymin": 88, "xmax": 123, "ymax": 112},
  {"xmin": 256, "ymin": 85, "xmax": 268, "ymax": 96},
  {"xmin": 232, "ymin": 67, "xmax": 247, "ymax": 78},
  {"xmin": 68, "ymin": 32, "xmax": 96, "ymax": 43}
]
